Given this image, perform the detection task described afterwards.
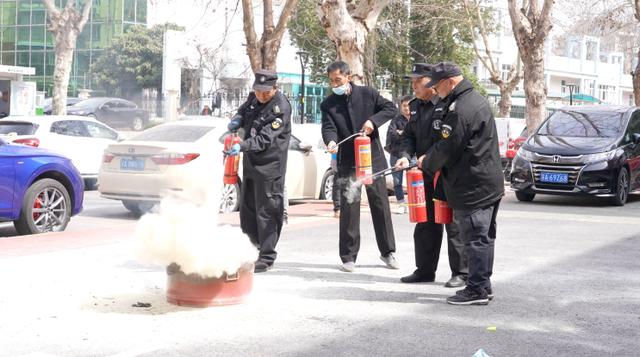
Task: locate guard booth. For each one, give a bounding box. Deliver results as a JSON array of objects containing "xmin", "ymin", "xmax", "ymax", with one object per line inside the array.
[{"xmin": 0, "ymin": 64, "xmax": 38, "ymax": 118}]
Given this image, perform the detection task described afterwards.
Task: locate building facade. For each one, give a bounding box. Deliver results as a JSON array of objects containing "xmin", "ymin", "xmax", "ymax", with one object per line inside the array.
[
  {"xmin": 473, "ymin": 0, "xmax": 634, "ymax": 115},
  {"xmin": 0, "ymin": 0, "xmax": 147, "ymax": 96}
]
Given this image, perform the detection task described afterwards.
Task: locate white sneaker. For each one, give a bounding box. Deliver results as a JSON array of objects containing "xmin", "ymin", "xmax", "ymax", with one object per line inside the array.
[
  {"xmin": 393, "ymin": 205, "xmax": 406, "ymax": 214},
  {"xmin": 380, "ymin": 253, "xmax": 399, "ymax": 269},
  {"xmin": 340, "ymin": 261, "xmax": 355, "ymax": 272}
]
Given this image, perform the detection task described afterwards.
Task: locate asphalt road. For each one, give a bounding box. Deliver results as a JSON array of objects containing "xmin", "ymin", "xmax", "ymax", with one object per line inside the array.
[{"xmin": 1, "ymin": 189, "xmax": 639, "ymax": 356}]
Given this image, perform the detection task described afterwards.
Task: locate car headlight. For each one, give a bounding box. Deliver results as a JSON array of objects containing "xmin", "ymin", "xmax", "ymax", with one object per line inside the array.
[
  {"xmin": 582, "ymin": 149, "xmax": 619, "ymax": 163},
  {"xmin": 516, "ymin": 148, "xmax": 535, "ymax": 161}
]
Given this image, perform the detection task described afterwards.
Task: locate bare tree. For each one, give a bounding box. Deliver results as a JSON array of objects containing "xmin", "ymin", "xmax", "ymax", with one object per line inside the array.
[
  {"xmin": 507, "ymin": 0, "xmax": 555, "ymax": 131},
  {"xmin": 43, "ymin": 0, "xmax": 92, "ymax": 115},
  {"xmin": 318, "ymin": 0, "xmax": 391, "ymax": 84},
  {"xmin": 241, "ymin": 0, "xmax": 299, "ymax": 71},
  {"xmin": 463, "ymin": 0, "xmax": 522, "ymax": 117}
]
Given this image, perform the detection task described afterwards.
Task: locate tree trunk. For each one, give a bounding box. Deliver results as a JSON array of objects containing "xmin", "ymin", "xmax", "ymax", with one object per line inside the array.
[
  {"xmin": 634, "ymin": 48, "xmax": 640, "ymax": 106},
  {"xmin": 497, "ymin": 85, "xmax": 513, "ymax": 117},
  {"xmin": 522, "ymin": 50, "xmax": 547, "ymax": 132},
  {"xmin": 51, "ymin": 33, "xmax": 77, "ymax": 116}
]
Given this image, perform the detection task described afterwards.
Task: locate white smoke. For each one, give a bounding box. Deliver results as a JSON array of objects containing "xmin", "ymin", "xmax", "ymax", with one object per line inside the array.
[{"xmin": 133, "ymin": 152, "xmax": 257, "ymax": 279}]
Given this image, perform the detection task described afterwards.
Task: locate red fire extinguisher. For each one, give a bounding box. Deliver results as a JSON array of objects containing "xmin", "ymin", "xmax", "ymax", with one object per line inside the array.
[
  {"xmin": 433, "ymin": 171, "xmax": 453, "ymax": 224},
  {"xmin": 406, "ymin": 169, "xmax": 427, "ymax": 223},
  {"xmin": 223, "ymin": 133, "xmax": 241, "ymax": 185},
  {"xmin": 354, "ymin": 134, "xmax": 373, "ymax": 185}
]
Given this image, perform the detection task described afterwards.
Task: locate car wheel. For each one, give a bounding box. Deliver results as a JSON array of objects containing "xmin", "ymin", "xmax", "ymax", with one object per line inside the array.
[
  {"xmin": 131, "ymin": 117, "xmax": 145, "ymax": 131},
  {"xmin": 319, "ymin": 170, "xmax": 334, "ymax": 200},
  {"xmin": 610, "ymin": 167, "xmax": 629, "ymax": 206},
  {"xmin": 220, "ymin": 183, "xmax": 241, "ymax": 213},
  {"xmin": 122, "ymin": 200, "xmax": 156, "ymax": 216},
  {"xmin": 14, "ymin": 179, "xmax": 72, "ymax": 235},
  {"xmin": 515, "ymin": 191, "xmax": 535, "ymax": 202}
]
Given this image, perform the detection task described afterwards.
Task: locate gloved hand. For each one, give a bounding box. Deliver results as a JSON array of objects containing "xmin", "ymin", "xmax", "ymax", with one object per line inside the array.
[
  {"xmin": 227, "ymin": 115, "xmax": 242, "ymax": 132},
  {"xmin": 228, "ymin": 143, "xmax": 241, "ymax": 156}
]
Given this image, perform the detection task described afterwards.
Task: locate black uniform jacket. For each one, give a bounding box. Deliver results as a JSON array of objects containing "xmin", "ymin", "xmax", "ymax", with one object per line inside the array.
[
  {"xmin": 399, "ymin": 96, "xmax": 446, "ymax": 201},
  {"xmin": 236, "ymin": 91, "xmax": 292, "ymax": 180},
  {"xmin": 421, "ymin": 79, "xmax": 504, "ymax": 210},
  {"xmin": 386, "ymin": 114, "xmax": 409, "ymax": 156},
  {"xmin": 320, "ymin": 84, "xmax": 397, "ymax": 177}
]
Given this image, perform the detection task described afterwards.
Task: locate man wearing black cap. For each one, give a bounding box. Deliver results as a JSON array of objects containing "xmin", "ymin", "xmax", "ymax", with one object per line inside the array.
[
  {"xmin": 321, "ymin": 60, "xmax": 398, "ymax": 273},
  {"xmin": 395, "ymin": 63, "xmax": 468, "ymax": 287},
  {"xmin": 399, "ymin": 62, "xmax": 503, "ymax": 305},
  {"xmin": 227, "ymin": 69, "xmax": 292, "ymax": 273}
]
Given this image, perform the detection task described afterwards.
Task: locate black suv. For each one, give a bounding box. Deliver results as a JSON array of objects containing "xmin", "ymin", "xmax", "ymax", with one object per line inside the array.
[{"xmin": 510, "ymin": 106, "xmax": 640, "ymax": 206}]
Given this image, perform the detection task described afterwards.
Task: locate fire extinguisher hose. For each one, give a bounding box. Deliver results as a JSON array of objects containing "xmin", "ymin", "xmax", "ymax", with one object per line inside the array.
[{"xmin": 324, "ymin": 131, "xmax": 364, "ymax": 153}]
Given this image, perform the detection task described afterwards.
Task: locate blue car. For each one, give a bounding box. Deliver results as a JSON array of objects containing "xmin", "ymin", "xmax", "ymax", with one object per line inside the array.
[{"xmin": 0, "ymin": 137, "xmax": 84, "ymax": 235}]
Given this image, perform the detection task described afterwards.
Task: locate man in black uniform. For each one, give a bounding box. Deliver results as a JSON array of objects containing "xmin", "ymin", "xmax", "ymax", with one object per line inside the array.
[
  {"xmin": 386, "ymin": 95, "xmax": 412, "ymax": 213},
  {"xmin": 321, "ymin": 61, "xmax": 398, "ymax": 273},
  {"xmin": 400, "ymin": 62, "xmax": 504, "ymax": 305},
  {"xmin": 395, "ymin": 63, "xmax": 468, "ymax": 287},
  {"xmin": 227, "ymin": 69, "xmax": 292, "ymax": 273}
]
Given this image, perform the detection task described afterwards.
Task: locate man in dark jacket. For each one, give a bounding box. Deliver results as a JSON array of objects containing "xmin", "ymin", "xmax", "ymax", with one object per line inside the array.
[
  {"xmin": 321, "ymin": 61, "xmax": 398, "ymax": 273},
  {"xmin": 386, "ymin": 95, "xmax": 412, "ymax": 213},
  {"xmin": 400, "ymin": 62, "xmax": 504, "ymax": 305},
  {"xmin": 227, "ymin": 69, "xmax": 292, "ymax": 273},
  {"xmin": 395, "ymin": 63, "xmax": 468, "ymax": 288}
]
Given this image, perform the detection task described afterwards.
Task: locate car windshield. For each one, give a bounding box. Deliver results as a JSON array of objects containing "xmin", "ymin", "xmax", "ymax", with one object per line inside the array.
[
  {"xmin": 132, "ymin": 125, "xmax": 215, "ymax": 142},
  {"xmin": 537, "ymin": 110, "xmax": 625, "ymax": 138},
  {"xmin": 0, "ymin": 122, "xmax": 38, "ymax": 135},
  {"xmin": 69, "ymin": 98, "xmax": 106, "ymax": 109}
]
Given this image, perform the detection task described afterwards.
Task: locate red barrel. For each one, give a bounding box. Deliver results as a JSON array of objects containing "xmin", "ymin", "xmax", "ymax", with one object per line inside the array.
[
  {"xmin": 354, "ymin": 134, "xmax": 373, "ymax": 185},
  {"xmin": 406, "ymin": 169, "xmax": 427, "ymax": 223},
  {"xmin": 166, "ymin": 263, "xmax": 254, "ymax": 307},
  {"xmin": 223, "ymin": 133, "xmax": 241, "ymax": 184},
  {"xmin": 433, "ymin": 171, "xmax": 453, "ymax": 224}
]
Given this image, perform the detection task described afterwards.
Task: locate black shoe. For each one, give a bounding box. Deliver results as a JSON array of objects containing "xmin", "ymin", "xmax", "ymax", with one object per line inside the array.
[
  {"xmin": 444, "ymin": 275, "xmax": 467, "ymax": 288},
  {"xmin": 400, "ymin": 273, "xmax": 435, "ymax": 283},
  {"xmin": 456, "ymin": 286, "xmax": 494, "ymax": 300},
  {"xmin": 447, "ymin": 287, "xmax": 489, "ymax": 305},
  {"xmin": 254, "ymin": 261, "xmax": 273, "ymax": 273}
]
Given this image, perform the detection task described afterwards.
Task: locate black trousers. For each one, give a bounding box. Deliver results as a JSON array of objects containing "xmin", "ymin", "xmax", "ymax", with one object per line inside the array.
[
  {"xmin": 454, "ymin": 200, "xmax": 500, "ymax": 291},
  {"xmin": 239, "ymin": 176, "xmax": 285, "ymax": 264},
  {"xmin": 338, "ymin": 175, "xmax": 396, "ymax": 263}
]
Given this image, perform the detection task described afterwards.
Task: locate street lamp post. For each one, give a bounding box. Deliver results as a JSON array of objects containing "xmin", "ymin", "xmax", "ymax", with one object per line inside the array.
[
  {"xmin": 296, "ymin": 51, "xmax": 309, "ymax": 124},
  {"xmin": 568, "ymin": 84, "xmax": 575, "ymax": 106}
]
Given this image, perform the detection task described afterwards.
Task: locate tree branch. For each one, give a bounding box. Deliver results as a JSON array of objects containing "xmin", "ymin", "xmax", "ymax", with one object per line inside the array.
[
  {"xmin": 76, "ymin": 0, "xmax": 93, "ymax": 32},
  {"xmin": 273, "ymin": 0, "xmax": 299, "ymax": 43},
  {"xmin": 241, "ymin": 0, "xmax": 260, "ymax": 71},
  {"xmin": 42, "ymin": 0, "xmax": 61, "ymax": 21},
  {"xmin": 352, "ymin": 0, "xmax": 391, "ymax": 32}
]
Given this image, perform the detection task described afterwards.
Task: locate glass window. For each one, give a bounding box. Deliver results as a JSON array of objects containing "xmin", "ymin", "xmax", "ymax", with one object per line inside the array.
[
  {"xmin": 16, "ymin": 51, "xmax": 28, "ymax": 66},
  {"xmin": 133, "ymin": 125, "xmax": 215, "ymax": 142},
  {"xmin": 77, "ymin": 27, "xmax": 90, "ymax": 49},
  {"xmin": 30, "ymin": 51, "xmax": 44, "ymax": 75},
  {"xmin": 84, "ymin": 121, "xmax": 118, "ymax": 140},
  {"xmin": 45, "ymin": 29, "xmax": 54, "ymax": 49},
  {"xmin": 17, "ymin": 3, "xmax": 30, "ymax": 25},
  {"xmin": 0, "ymin": 121, "xmax": 39, "ymax": 135},
  {"xmin": 1, "ymin": 52, "xmax": 15, "ymax": 66},
  {"xmin": 1, "ymin": 27, "xmax": 16, "ymax": 51},
  {"xmin": 123, "ymin": 0, "xmax": 136, "ymax": 22},
  {"xmin": 624, "ymin": 112, "xmax": 640, "ymax": 144},
  {"xmin": 31, "ymin": 25, "xmax": 45, "ymax": 50},
  {"xmin": 91, "ymin": 23, "xmax": 102, "ymax": 43},
  {"xmin": 538, "ymin": 109, "xmax": 626, "ymax": 138},
  {"xmin": 1, "ymin": 2, "xmax": 16, "ymax": 26},
  {"xmin": 45, "ymin": 51, "xmax": 54, "ymax": 75},
  {"xmin": 17, "ymin": 26, "xmax": 29, "ymax": 50},
  {"xmin": 51, "ymin": 120, "xmax": 89, "ymax": 137},
  {"xmin": 32, "ymin": 7, "xmax": 45, "ymax": 25},
  {"xmin": 136, "ymin": 0, "xmax": 147, "ymax": 23}
]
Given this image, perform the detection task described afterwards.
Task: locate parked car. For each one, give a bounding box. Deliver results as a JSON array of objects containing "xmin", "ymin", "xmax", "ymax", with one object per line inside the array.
[
  {"xmin": 0, "ymin": 137, "xmax": 84, "ymax": 235},
  {"xmin": 67, "ymin": 97, "xmax": 149, "ymax": 131},
  {"xmin": 0, "ymin": 115, "xmax": 121, "ymax": 189},
  {"xmin": 42, "ymin": 97, "xmax": 84, "ymax": 115},
  {"xmin": 98, "ymin": 120, "xmax": 331, "ymax": 215},
  {"xmin": 510, "ymin": 106, "xmax": 640, "ymax": 206}
]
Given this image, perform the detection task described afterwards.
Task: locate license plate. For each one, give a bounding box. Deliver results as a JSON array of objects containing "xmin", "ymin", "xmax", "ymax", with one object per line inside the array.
[
  {"xmin": 540, "ymin": 172, "xmax": 568, "ymax": 184},
  {"xmin": 120, "ymin": 158, "xmax": 145, "ymax": 171}
]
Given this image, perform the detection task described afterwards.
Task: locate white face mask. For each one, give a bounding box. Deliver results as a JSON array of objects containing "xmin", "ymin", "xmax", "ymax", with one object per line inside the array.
[{"xmin": 332, "ymin": 83, "xmax": 350, "ymax": 96}]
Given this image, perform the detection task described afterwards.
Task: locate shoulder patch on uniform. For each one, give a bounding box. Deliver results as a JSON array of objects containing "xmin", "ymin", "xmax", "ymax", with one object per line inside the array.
[
  {"xmin": 271, "ymin": 118, "xmax": 283, "ymax": 129},
  {"xmin": 441, "ymin": 124, "xmax": 452, "ymax": 139},
  {"xmin": 432, "ymin": 119, "xmax": 442, "ymax": 130},
  {"xmin": 273, "ymin": 104, "xmax": 281, "ymax": 114},
  {"xmin": 449, "ymin": 101, "xmax": 456, "ymax": 112}
]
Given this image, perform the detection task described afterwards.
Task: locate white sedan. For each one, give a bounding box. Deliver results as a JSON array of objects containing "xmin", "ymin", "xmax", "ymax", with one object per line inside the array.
[
  {"xmin": 98, "ymin": 119, "xmax": 332, "ymax": 215},
  {"xmin": 0, "ymin": 115, "xmax": 120, "ymax": 188}
]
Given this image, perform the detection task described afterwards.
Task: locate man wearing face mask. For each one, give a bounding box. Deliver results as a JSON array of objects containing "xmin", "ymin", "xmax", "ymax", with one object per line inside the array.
[
  {"xmin": 320, "ymin": 60, "xmax": 398, "ymax": 273},
  {"xmin": 395, "ymin": 63, "xmax": 468, "ymax": 288},
  {"xmin": 227, "ymin": 69, "xmax": 292, "ymax": 273},
  {"xmin": 398, "ymin": 62, "xmax": 503, "ymax": 305}
]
